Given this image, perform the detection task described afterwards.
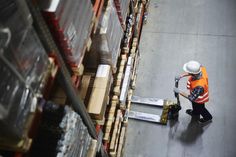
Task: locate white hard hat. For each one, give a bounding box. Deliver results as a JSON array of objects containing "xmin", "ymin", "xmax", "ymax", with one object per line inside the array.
[{"xmin": 183, "ymin": 61, "xmax": 201, "ymax": 74}]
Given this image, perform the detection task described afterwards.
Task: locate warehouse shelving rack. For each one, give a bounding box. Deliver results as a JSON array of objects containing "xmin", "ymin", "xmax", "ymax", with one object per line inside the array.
[
  {"xmin": 25, "ymin": 0, "xmax": 98, "ymax": 139},
  {"xmin": 0, "ymin": 0, "xmax": 108, "ymax": 156},
  {"xmin": 0, "ymin": 0, "xmax": 150, "ymax": 156}
]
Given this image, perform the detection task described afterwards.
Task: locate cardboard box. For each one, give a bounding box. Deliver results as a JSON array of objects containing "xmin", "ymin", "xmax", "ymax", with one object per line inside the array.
[
  {"xmin": 78, "ymin": 75, "xmax": 91, "ymax": 100},
  {"xmin": 87, "ymin": 65, "xmax": 112, "ymax": 120}
]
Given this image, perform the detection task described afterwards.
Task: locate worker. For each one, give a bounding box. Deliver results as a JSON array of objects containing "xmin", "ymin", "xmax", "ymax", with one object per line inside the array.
[{"xmin": 174, "ymin": 60, "xmax": 213, "ymax": 124}]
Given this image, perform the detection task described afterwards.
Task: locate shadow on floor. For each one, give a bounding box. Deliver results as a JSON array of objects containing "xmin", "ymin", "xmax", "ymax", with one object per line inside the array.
[
  {"xmin": 179, "ymin": 117, "xmax": 204, "ymax": 144},
  {"xmin": 168, "ymin": 117, "xmax": 207, "ymax": 145}
]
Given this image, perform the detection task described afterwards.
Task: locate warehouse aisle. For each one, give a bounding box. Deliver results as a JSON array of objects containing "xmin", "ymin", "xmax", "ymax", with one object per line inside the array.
[{"xmin": 124, "ymin": 0, "xmax": 236, "ymax": 157}]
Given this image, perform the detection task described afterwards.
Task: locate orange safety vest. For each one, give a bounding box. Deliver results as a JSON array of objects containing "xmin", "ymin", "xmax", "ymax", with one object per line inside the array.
[{"xmin": 186, "ymin": 66, "xmax": 209, "ymax": 104}]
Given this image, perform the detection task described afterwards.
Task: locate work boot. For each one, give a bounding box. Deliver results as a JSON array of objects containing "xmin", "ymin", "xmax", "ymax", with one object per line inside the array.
[
  {"xmin": 186, "ymin": 109, "xmax": 200, "ymax": 118},
  {"xmin": 198, "ymin": 118, "xmax": 212, "ymax": 124},
  {"xmin": 186, "ymin": 109, "xmax": 194, "ymax": 115}
]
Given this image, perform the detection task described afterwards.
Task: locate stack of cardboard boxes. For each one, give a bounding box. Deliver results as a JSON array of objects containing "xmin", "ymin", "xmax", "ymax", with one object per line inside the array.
[{"xmin": 87, "ymin": 65, "xmax": 113, "ymax": 122}]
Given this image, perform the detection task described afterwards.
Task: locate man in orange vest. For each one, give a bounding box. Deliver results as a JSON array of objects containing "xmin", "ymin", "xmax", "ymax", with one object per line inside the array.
[{"xmin": 174, "ymin": 61, "xmax": 212, "ymax": 124}]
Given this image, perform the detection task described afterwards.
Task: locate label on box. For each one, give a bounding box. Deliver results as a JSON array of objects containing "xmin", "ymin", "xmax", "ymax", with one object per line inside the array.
[
  {"xmin": 47, "ymin": 0, "xmax": 60, "ymax": 12},
  {"xmin": 96, "ymin": 65, "xmax": 110, "ymax": 77}
]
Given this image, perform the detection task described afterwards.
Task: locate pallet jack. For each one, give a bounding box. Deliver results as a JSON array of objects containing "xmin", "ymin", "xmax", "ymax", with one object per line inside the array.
[{"xmin": 127, "ymin": 79, "xmax": 181, "ymax": 125}]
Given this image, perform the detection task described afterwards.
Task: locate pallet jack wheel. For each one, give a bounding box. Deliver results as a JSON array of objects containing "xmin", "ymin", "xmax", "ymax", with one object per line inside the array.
[{"xmin": 168, "ymin": 104, "xmax": 181, "ymax": 120}]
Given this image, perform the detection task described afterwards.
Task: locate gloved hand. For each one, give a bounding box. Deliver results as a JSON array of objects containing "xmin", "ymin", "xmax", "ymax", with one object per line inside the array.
[
  {"xmin": 173, "ymin": 87, "xmax": 181, "ymax": 94},
  {"xmin": 175, "ymin": 75, "xmax": 181, "ymax": 82}
]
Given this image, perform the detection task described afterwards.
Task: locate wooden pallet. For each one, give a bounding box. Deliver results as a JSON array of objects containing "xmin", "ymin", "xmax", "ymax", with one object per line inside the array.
[
  {"xmin": 130, "ymin": 2, "xmax": 145, "ymax": 56},
  {"xmin": 109, "ymin": 114, "xmax": 122, "ymax": 148},
  {"xmin": 109, "ymin": 110, "xmax": 123, "ymax": 155},
  {"xmin": 123, "ymin": 89, "xmax": 133, "ymax": 126},
  {"xmin": 0, "ymin": 106, "xmax": 38, "ymax": 152},
  {"xmin": 122, "ymin": 47, "xmax": 129, "ymax": 54},
  {"xmin": 72, "ymin": 63, "xmax": 84, "ymax": 76},
  {"xmin": 87, "ymin": 139, "xmax": 98, "ymax": 157},
  {"xmin": 102, "ymin": 1, "xmax": 148, "ymax": 155},
  {"xmin": 116, "ymin": 126, "xmax": 126, "ymax": 157},
  {"xmin": 103, "ymin": 96, "xmax": 119, "ymax": 141},
  {"xmin": 131, "ymin": 74, "xmax": 137, "ymax": 89},
  {"xmin": 115, "ymin": 56, "xmax": 127, "ymax": 86},
  {"xmin": 113, "ymin": 54, "xmax": 128, "ymax": 96},
  {"xmin": 130, "ymin": 51, "xmax": 140, "ymax": 90},
  {"xmin": 0, "ymin": 138, "xmax": 32, "ymax": 153},
  {"xmin": 94, "ymin": 116, "xmax": 106, "ymax": 125},
  {"xmin": 103, "ymin": 55, "xmax": 127, "ymax": 142}
]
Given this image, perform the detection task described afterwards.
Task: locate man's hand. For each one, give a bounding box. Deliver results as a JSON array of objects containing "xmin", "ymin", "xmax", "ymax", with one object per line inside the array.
[
  {"xmin": 174, "ymin": 88, "xmax": 189, "ymax": 99},
  {"xmin": 173, "ymin": 87, "xmax": 181, "ymax": 94},
  {"xmin": 175, "ymin": 75, "xmax": 181, "ymax": 82}
]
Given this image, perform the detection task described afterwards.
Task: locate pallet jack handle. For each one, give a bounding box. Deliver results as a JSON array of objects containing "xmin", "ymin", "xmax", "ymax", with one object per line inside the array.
[
  {"xmin": 173, "ymin": 73, "xmax": 190, "ymax": 111},
  {"xmin": 175, "ymin": 79, "xmax": 181, "ymax": 106}
]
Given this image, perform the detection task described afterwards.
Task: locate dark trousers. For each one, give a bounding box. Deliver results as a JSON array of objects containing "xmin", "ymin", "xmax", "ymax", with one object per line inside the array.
[{"xmin": 192, "ymin": 102, "xmax": 212, "ymax": 120}]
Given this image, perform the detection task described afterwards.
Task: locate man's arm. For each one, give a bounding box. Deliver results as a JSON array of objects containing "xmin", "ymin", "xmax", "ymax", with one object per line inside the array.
[
  {"xmin": 187, "ymin": 86, "xmax": 204, "ymax": 102},
  {"xmin": 175, "ymin": 86, "xmax": 204, "ymax": 101},
  {"xmin": 180, "ymin": 72, "xmax": 190, "ymax": 78},
  {"xmin": 179, "ymin": 92, "xmax": 189, "ymax": 99},
  {"xmin": 175, "ymin": 72, "xmax": 190, "ymax": 81},
  {"xmin": 174, "ymin": 88, "xmax": 189, "ymax": 98}
]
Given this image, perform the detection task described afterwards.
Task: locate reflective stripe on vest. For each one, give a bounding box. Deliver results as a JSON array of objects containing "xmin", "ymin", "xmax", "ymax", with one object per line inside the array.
[
  {"xmin": 195, "ymin": 91, "xmax": 209, "ymax": 103},
  {"xmin": 188, "ymin": 66, "xmax": 209, "ymax": 104},
  {"xmin": 187, "ymin": 81, "xmax": 190, "ymax": 89}
]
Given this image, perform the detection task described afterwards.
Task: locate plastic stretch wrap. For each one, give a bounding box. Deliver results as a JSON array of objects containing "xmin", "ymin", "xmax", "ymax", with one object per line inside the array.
[
  {"xmin": 0, "ymin": 0, "xmax": 48, "ymax": 144},
  {"xmin": 0, "ymin": 60, "xmax": 36, "ymax": 144},
  {"xmin": 42, "ymin": 0, "xmax": 94, "ymax": 67},
  {"xmin": 31, "ymin": 103, "xmax": 92, "ymax": 157},
  {"xmin": 120, "ymin": 0, "xmax": 130, "ymax": 22},
  {"xmin": 0, "ymin": 0, "xmax": 49, "ymax": 92},
  {"xmin": 114, "ymin": 0, "xmax": 130, "ymax": 25},
  {"xmin": 57, "ymin": 107, "xmax": 92, "ymax": 157},
  {"xmin": 90, "ymin": 0, "xmax": 123, "ymax": 68},
  {"xmin": 3, "ymin": 28, "xmax": 49, "ymax": 91},
  {"xmin": 0, "ymin": 0, "xmax": 32, "ymax": 35}
]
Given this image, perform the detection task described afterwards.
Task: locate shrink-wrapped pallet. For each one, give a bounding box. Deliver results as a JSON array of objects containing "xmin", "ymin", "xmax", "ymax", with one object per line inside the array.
[
  {"xmin": 89, "ymin": 0, "xmax": 123, "ymax": 70},
  {"xmin": 3, "ymin": 28, "xmax": 49, "ymax": 91},
  {"xmin": 0, "ymin": 60, "xmax": 36, "ymax": 144},
  {"xmin": 1, "ymin": 0, "xmax": 49, "ymax": 92},
  {"xmin": 42, "ymin": 0, "xmax": 94, "ymax": 67},
  {"xmin": 30, "ymin": 103, "xmax": 92, "ymax": 157},
  {"xmin": 0, "ymin": 0, "xmax": 49, "ymax": 145}
]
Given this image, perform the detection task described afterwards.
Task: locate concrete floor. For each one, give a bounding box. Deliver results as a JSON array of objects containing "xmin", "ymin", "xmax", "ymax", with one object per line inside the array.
[{"xmin": 124, "ymin": 0, "xmax": 236, "ymax": 157}]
